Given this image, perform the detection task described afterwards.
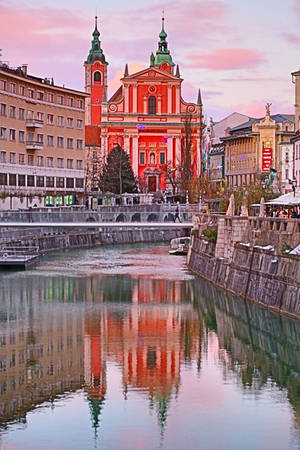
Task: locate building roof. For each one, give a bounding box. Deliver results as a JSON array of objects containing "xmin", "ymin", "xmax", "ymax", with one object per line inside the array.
[
  {"xmin": 108, "ymin": 86, "xmax": 122, "ymax": 103},
  {"xmin": 229, "ymin": 114, "xmax": 295, "ymax": 134},
  {"xmin": 0, "ymin": 62, "xmax": 88, "ymax": 96}
]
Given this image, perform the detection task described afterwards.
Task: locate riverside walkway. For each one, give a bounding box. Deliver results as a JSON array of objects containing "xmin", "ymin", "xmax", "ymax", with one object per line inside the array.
[{"xmin": 0, "ymin": 222, "xmax": 193, "ymax": 229}]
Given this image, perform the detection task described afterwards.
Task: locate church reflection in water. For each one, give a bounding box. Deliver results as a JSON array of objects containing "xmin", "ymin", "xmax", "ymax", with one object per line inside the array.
[{"xmin": 0, "ymin": 273, "xmax": 299, "ymax": 436}]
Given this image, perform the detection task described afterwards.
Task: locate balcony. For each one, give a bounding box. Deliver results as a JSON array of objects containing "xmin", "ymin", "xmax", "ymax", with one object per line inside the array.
[
  {"xmin": 26, "ymin": 140, "xmax": 43, "ymax": 151},
  {"xmin": 26, "ymin": 119, "xmax": 44, "ymax": 128}
]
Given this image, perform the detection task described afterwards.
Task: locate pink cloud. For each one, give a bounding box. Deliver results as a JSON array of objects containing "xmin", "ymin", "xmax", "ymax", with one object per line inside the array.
[
  {"xmin": 186, "ymin": 48, "xmax": 264, "ymax": 70},
  {"xmin": 230, "ymin": 100, "xmax": 293, "ymax": 118},
  {"xmin": 283, "ymin": 32, "xmax": 300, "ymax": 46},
  {"xmin": 221, "ymin": 76, "xmax": 286, "ymax": 83}
]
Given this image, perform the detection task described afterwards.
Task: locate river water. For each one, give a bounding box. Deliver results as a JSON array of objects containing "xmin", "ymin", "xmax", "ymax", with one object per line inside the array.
[{"xmin": 0, "ymin": 244, "xmax": 299, "ymax": 450}]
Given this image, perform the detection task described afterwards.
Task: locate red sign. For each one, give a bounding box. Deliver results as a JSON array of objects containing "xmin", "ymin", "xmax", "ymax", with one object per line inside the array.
[{"xmin": 262, "ymin": 145, "xmax": 272, "ymax": 172}]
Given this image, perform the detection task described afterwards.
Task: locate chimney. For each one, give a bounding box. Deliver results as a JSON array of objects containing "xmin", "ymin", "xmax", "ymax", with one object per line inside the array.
[{"xmin": 22, "ymin": 64, "xmax": 28, "ymax": 76}]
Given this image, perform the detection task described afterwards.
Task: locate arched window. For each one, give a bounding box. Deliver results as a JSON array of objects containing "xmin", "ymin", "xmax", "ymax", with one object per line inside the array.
[
  {"xmin": 93, "ymin": 71, "xmax": 102, "ymax": 83},
  {"xmin": 148, "ymin": 96, "xmax": 157, "ymax": 115}
]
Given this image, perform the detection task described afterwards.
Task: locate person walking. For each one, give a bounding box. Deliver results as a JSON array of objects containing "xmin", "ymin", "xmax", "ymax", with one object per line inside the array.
[{"xmin": 174, "ymin": 203, "xmax": 181, "ymax": 222}]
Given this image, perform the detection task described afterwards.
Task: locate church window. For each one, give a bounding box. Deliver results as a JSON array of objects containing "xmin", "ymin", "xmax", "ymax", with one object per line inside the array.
[
  {"xmin": 160, "ymin": 152, "xmax": 166, "ymax": 165},
  {"xmin": 139, "ymin": 152, "xmax": 145, "ymax": 165},
  {"xmin": 148, "ymin": 96, "xmax": 157, "ymax": 115},
  {"xmin": 94, "ymin": 71, "xmax": 102, "ymax": 83}
]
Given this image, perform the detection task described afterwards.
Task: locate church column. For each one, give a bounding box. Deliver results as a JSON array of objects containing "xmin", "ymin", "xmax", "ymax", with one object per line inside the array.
[
  {"xmin": 176, "ymin": 86, "xmax": 180, "ymax": 114},
  {"xmin": 167, "ymin": 136, "xmax": 173, "ymax": 164},
  {"xmin": 157, "ymin": 95, "xmax": 162, "ymax": 114},
  {"xmin": 132, "ymin": 136, "xmax": 139, "ymax": 176},
  {"xmin": 143, "ymin": 95, "xmax": 148, "ymax": 114},
  {"xmin": 196, "ymin": 137, "xmax": 201, "ymax": 176},
  {"xmin": 133, "ymin": 85, "xmax": 137, "ymax": 114},
  {"xmin": 124, "ymin": 135, "xmax": 130, "ymax": 155},
  {"xmin": 175, "ymin": 136, "xmax": 181, "ymax": 165},
  {"xmin": 168, "ymin": 86, "xmax": 172, "ymax": 113},
  {"xmin": 101, "ymin": 134, "xmax": 108, "ymax": 159},
  {"xmin": 124, "ymin": 85, "xmax": 129, "ymax": 113}
]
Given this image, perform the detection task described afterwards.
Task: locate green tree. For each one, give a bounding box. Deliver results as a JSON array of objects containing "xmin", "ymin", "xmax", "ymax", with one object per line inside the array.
[{"xmin": 99, "ymin": 144, "xmax": 138, "ymax": 194}]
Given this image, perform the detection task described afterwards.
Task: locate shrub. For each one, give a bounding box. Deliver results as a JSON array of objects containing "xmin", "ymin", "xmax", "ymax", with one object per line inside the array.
[{"xmin": 202, "ymin": 228, "xmax": 218, "ymax": 242}]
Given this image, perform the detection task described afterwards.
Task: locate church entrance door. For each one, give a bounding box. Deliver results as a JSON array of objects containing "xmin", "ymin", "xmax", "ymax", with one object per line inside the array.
[{"xmin": 148, "ymin": 176, "xmax": 157, "ymax": 192}]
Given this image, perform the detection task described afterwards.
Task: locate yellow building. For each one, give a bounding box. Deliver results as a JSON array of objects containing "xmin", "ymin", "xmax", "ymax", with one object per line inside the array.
[
  {"xmin": 0, "ymin": 62, "xmax": 88, "ymax": 209},
  {"xmin": 222, "ymin": 106, "xmax": 295, "ymax": 188}
]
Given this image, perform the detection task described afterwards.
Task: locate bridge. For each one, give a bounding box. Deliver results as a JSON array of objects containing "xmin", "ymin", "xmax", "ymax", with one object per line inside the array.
[{"xmin": 0, "ymin": 222, "xmax": 193, "ymax": 229}]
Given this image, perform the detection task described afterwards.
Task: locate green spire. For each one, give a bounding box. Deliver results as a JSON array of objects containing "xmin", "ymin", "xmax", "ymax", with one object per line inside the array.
[
  {"xmin": 86, "ymin": 16, "xmax": 107, "ymax": 65},
  {"xmin": 154, "ymin": 15, "xmax": 174, "ymax": 67}
]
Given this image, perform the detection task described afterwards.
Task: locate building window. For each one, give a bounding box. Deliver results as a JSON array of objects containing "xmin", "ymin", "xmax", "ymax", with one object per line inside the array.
[
  {"xmin": 19, "ymin": 154, "xmax": 25, "ymax": 165},
  {"xmin": 28, "ymin": 89, "xmax": 34, "ymax": 98},
  {"xmin": 0, "ymin": 173, "xmax": 7, "ymax": 185},
  {"xmin": 9, "ymin": 174, "xmax": 16, "ymax": 186},
  {"xmin": 37, "ymin": 156, "xmax": 44, "ymax": 167},
  {"xmin": 9, "ymin": 106, "xmax": 16, "ymax": 118},
  {"xmin": 47, "ymin": 157, "xmax": 54, "ymax": 167},
  {"xmin": 37, "ymin": 134, "xmax": 43, "ymax": 144},
  {"xmin": 47, "ymin": 135, "xmax": 54, "ymax": 147},
  {"xmin": 148, "ymin": 96, "xmax": 157, "ymax": 114},
  {"xmin": 160, "ymin": 152, "xmax": 166, "ymax": 165},
  {"xmin": 57, "ymin": 116, "xmax": 64, "ymax": 127},
  {"xmin": 0, "ymin": 128, "xmax": 6, "ymax": 140},
  {"xmin": 67, "ymin": 138, "xmax": 73, "ymax": 149},
  {"xmin": 76, "ymin": 119, "xmax": 83, "ymax": 129},
  {"xmin": 0, "ymin": 104, "xmax": 6, "ymax": 116},
  {"xmin": 0, "ymin": 151, "xmax": 6, "ymax": 163},
  {"xmin": 9, "ymin": 129, "xmax": 16, "ymax": 141},
  {"xmin": 0, "ymin": 80, "xmax": 7, "ymax": 91},
  {"xmin": 56, "ymin": 177, "xmax": 65, "ymax": 188},
  {"xmin": 37, "ymin": 112, "xmax": 44, "ymax": 121},
  {"xmin": 19, "ymin": 86, "xmax": 25, "ymax": 96},
  {"xmin": 58, "ymin": 95, "xmax": 64, "ymax": 105},
  {"xmin": 46, "ymin": 177, "xmax": 54, "ymax": 187},
  {"xmin": 67, "ymin": 97, "xmax": 74, "ymax": 107},
  {"xmin": 285, "ymin": 168, "xmax": 289, "ymax": 179},
  {"xmin": 57, "ymin": 137, "xmax": 64, "ymax": 148},
  {"xmin": 93, "ymin": 71, "xmax": 102, "ymax": 83},
  {"xmin": 77, "ymin": 139, "xmax": 83, "ymax": 149},
  {"xmin": 27, "ymin": 132, "xmax": 34, "ymax": 143},
  {"xmin": 28, "ymin": 155, "xmax": 34, "ymax": 166},
  {"xmin": 139, "ymin": 152, "xmax": 145, "ymax": 165},
  {"xmin": 37, "ymin": 91, "xmax": 44, "ymax": 101},
  {"xmin": 27, "ymin": 110, "xmax": 34, "ymax": 119},
  {"xmin": 67, "ymin": 118, "xmax": 73, "ymax": 128},
  {"xmin": 10, "ymin": 153, "xmax": 16, "ymax": 164},
  {"xmin": 18, "ymin": 175, "xmax": 25, "ymax": 186},
  {"xmin": 66, "ymin": 178, "xmax": 74, "ymax": 188},
  {"xmin": 76, "ymin": 160, "xmax": 83, "ymax": 170},
  {"xmin": 57, "ymin": 158, "xmax": 64, "ymax": 168},
  {"xmin": 77, "ymin": 99, "xmax": 84, "ymax": 109},
  {"xmin": 10, "ymin": 83, "xmax": 16, "ymax": 94},
  {"xmin": 27, "ymin": 175, "xmax": 35, "ymax": 186},
  {"xmin": 19, "ymin": 108, "xmax": 25, "ymax": 120},
  {"xmin": 67, "ymin": 159, "xmax": 73, "ymax": 169},
  {"xmin": 36, "ymin": 176, "xmax": 44, "ymax": 187},
  {"xmin": 76, "ymin": 178, "xmax": 84, "ymax": 188},
  {"xmin": 47, "ymin": 93, "xmax": 54, "ymax": 103},
  {"xmin": 47, "ymin": 114, "xmax": 54, "ymax": 125}
]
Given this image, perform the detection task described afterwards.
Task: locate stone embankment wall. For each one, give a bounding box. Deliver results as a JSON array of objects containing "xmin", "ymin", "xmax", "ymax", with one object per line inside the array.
[
  {"xmin": 188, "ymin": 214, "xmax": 300, "ymax": 319},
  {"xmin": 3, "ymin": 227, "xmax": 187, "ymax": 253}
]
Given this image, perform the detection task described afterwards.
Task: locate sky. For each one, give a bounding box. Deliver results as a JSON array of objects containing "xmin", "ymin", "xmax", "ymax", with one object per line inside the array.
[{"xmin": 0, "ymin": 0, "xmax": 299, "ymax": 121}]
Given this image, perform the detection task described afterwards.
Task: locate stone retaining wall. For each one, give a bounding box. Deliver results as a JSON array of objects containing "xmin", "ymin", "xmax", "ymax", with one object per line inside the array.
[{"xmin": 188, "ymin": 234, "xmax": 300, "ymax": 318}]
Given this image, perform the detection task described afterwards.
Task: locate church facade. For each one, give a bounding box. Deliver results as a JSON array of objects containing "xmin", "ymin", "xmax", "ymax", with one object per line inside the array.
[{"xmin": 84, "ymin": 17, "xmax": 203, "ymax": 192}]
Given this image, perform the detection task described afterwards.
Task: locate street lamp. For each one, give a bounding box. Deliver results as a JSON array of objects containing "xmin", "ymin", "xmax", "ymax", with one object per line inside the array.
[{"xmin": 289, "ymin": 178, "xmax": 297, "ymax": 197}]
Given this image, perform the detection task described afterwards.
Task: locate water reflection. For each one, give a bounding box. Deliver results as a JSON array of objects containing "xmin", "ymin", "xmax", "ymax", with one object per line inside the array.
[{"xmin": 0, "ymin": 245, "xmax": 299, "ymax": 449}]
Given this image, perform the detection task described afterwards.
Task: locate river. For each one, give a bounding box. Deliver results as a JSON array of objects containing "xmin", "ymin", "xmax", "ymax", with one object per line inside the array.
[{"xmin": 0, "ymin": 243, "xmax": 299, "ymax": 450}]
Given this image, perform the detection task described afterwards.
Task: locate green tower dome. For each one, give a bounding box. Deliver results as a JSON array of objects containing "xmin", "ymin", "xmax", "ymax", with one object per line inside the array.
[
  {"xmin": 154, "ymin": 17, "xmax": 175, "ymax": 67},
  {"xmin": 86, "ymin": 16, "xmax": 107, "ymax": 65}
]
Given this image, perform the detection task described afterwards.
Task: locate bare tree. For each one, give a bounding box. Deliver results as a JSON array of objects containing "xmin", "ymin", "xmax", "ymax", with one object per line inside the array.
[{"xmin": 85, "ymin": 146, "xmax": 105, "ymax": 196}]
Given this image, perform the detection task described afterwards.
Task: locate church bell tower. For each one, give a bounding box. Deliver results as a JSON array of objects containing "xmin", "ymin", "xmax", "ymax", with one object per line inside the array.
[{"xmin": 84, "ymin": 17, "xmax": 108, "ymax": 125}]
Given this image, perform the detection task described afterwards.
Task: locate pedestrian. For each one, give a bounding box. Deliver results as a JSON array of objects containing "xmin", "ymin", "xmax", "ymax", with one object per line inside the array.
[{"xmin": 174, "ymin": 203, "xmax": 181, "ymax": 222}]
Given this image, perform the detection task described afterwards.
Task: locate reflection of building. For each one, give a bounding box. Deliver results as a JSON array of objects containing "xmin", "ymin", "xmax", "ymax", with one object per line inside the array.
[
  {"xmin": 83, "ymin": 277, "xmax": 202, "ymax": 431},
  {"xmin": 0, "ymin": 62, "xmax": 87, "ymax": 209},
  {"xmin": 85, "ymin": 17, "xmax": 202, "ymax": 192},
  {"xmin": 0, "ymin": 276, "xmax": 84, "ymax": 424},
  {"xmin": 222, "ymin": 107, "xmax": 295, "ymax": 188}
]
